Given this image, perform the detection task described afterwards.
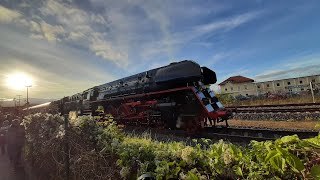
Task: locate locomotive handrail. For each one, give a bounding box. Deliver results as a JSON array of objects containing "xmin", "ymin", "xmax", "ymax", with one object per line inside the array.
[{"xmin": 91, "ymin": 86, "xmax": 193, "ymax": 103}]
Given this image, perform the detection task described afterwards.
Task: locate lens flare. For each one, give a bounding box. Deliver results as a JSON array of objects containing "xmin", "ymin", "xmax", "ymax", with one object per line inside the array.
[{"xmin": 5, "ymin": 73, "xmax": 33, "ymax": 90}]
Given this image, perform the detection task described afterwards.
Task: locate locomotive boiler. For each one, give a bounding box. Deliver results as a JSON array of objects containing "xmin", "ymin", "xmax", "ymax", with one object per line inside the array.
[{"xmin": 28, "ymin": 60, "xmax": 231, "ymax": 133}]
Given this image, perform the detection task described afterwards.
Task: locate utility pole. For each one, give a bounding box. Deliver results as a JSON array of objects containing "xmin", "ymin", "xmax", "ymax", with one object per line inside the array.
[
  {"xmin": 27, "ymin": 87, "xmax": 29, "ymax": 105},
  {"xmin": 310, "ymin": 82, "xmax": 315, "ymax": 103},
  {"xmin": 26, "ymin": 85, "xmax": 32, "ymax": 108},
  {"xmin": 16, "ymin": 95, "xmax": 22, "ymax": 117},
  {"xmin": 17, "ymin": 95, "xmax": 22, "ymax": 107}
]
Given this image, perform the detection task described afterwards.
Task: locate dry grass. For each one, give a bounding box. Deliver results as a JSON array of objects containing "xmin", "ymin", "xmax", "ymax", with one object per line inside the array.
[
  {"xmin": 228, "ymin": 119, "xmax": 319, "ymax": 130},
  {"xmin": 225, "ymin": 96, "xmax": 320, "ymax": 106}
]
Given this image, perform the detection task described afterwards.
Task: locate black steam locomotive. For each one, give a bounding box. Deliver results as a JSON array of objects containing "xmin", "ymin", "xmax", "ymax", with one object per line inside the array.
[{"xmin": 28, "ymin": 60, "xmax": 230, "ymax": 132}]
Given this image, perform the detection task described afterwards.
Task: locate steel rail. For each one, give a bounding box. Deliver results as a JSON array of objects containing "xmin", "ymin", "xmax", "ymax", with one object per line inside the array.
[
  {"xmin": 226, "ymin": 103, "xmax": 320, "ymax": 113},
  {"xmin": 202, "ymin": 127, "xmax": 318, "ymax": 139},
  {"xmin": 122, "ymin": 126, "xmax": 319, "ymax": 145},
  {"xmin": 229, "ymin": 108, "xmax": 320, "ymax": 113},
  {"xmin": 226, "ymin": 102, "xmax": 320, "ymax": 109}
]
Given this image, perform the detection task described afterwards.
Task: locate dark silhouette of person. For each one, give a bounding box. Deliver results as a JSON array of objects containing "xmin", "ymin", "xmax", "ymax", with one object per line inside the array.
[
  {"xmin": 7, "ymin": 119, "xmax": 25, "ymax": 167},
  {"xmin": 0, "ymin": 120, "xmax": 10, "ymax": 155}
]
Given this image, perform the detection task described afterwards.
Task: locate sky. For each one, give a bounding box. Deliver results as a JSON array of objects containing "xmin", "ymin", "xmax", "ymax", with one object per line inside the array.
[{"xmin": 0, "ymin": 0, "xmax": 320, "ymax": 100}]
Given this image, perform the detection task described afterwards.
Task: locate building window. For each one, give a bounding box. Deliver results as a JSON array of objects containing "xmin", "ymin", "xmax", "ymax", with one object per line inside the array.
[
  {"xmin": 238, "ymin": 86, "xmax": 240, "ymax": 91},
  {"xmin": 312, "ymin": 79, "xmax": 316, "ymax": 83},
  {"xmin": 287, "ymin": 82, "xmax": 291, "ymax": 85},
  {"xmin": 246, "ymin": 93, "xmax": 248, "ymax": 96},
  {"xmin": 257, "ymin": 85, "xmax": 260, "ymax": 89},
  {"xmin": 266, "ymin": 84, "xmax": 270, "ymax": 87},
  {"xmin": 277, "ymin": 83, "xmax": 280, "ymax": 86},
  {"xmin": 244, "ymin": 85, "xmax": 247, "ymax": 89},
  {"xmin": 301, "ymin": 88, "xmax": 304, "ymax": 91},
  {"xmin": 300, "ymin": 80, "xmax": 303, "ymax": 84},
  {"xmin": 225, "ymin": 88, "xmax": 227, "ymax": 91},
  {"xmin": 231, "ymin": 87, "xmax": 233, "ymax": 91}
]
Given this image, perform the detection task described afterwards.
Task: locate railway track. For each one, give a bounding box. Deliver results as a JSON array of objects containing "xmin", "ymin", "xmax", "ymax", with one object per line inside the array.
[
  {"xmin": 227, "ymin": 102, "xmax": 320, "ymax": 108},
  {"xmin": 229, "ymin": 108, "xmax": 320, "ymax": 113},
  {"xmin": 201, "ymin": 127, "xmax": 318, "ymax": 144},
  {"xmin": 226, "ymin": 103, "xmax": 320, "ymax": 113},
  {"xmin": 122, "ymin": 126, "xmax": 319, "ymax": 145}
]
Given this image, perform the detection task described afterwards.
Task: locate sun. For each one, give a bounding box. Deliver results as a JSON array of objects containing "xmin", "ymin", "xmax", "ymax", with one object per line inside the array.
[{"xmin": 5, "ymin": 73, "xmax": 33, "ymax": 90}]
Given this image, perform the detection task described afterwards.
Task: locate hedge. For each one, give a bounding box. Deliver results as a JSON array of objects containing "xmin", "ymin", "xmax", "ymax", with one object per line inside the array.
[{"xmin": 22, "ymin": 113, "xmax": 320, "ymax": 180}]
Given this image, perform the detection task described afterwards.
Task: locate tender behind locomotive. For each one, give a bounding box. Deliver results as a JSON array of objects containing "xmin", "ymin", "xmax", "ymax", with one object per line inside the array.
[{"xmin": 29, "ymin": 60, "xmax": 231, "ymax": 133}]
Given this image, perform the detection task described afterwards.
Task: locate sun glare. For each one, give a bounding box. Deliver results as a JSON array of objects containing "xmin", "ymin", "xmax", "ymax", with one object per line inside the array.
[{"xmin": 5, "ymin": 73, "xmax": 33, "ymax": 90}]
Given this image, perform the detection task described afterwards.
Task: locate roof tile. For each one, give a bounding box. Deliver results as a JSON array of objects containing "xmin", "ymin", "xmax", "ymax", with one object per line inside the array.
[{"xmin": 219, "ymin": 75, "xmax": 254, "ymax": 85}]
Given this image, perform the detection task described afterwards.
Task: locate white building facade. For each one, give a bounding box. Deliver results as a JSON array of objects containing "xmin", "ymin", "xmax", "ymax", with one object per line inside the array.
[{"xmin": 219, "ymin": 75, "xmax": 320, "ymax": 97}]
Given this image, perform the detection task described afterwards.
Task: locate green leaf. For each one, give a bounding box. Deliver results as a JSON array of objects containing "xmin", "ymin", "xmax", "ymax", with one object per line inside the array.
[
  {"xmin": 230, "ymin": 144, "xmax": 242, "ymax": 161},
  {"xmin": 264, "ymin": 141, "xmax": 273, "ymax": 151},
  {"xmin": 311, "ymin": 165, "xmax": 320, "ymax": 180},
  {"xmin": 174, "ymin": 166, "xmax": 181, "ymax": 176},
  {"xmin": 265, "ymin": 150, "xmax": 279, "ymax": 163},
  {"xmin": 116, "ymin": 159, "xmax": 123, "ymax": 166},
  {"xmin": 284, "ymin": 152, "xmax": 304, "ymax": 172},
  {"xmin": 235, "ymin": 166, "xmax": 243, "ymax": 177},
  {"xmin": 275, "ymin": 145, "xmax": 304, "ymax": 172},
  {"xmin": 269, "ymin": 155, "xmax": 285, "ymax": 173},
  {"xmin": 277, "ymin": 135, "xmax": 300, "ymax": 144},
  {"xmin": 303, "ymin": 139, "xmax": 320, "ymax": 149},
  {"xmin": 168, "ymin": 161, "xmax": 175, "ymax": 167},
  {"xmin": 178, "ymin": 160, "xmax": 187, "ymax": 167},
  {"xmin": 275, "ymin": 146, "xmax": 286, "ymax": 155},
  {"xmin": 187, "ymin": 171, "xmax": 200, "ymax": 180}
]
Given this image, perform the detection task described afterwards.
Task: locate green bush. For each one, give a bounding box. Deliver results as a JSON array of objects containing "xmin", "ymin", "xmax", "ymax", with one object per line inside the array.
[
  {"xmin": 23, "ymin": 113, "xmax": 320, "ymax": 180},
  {"xmin": 216, "ymin": 94, "xmax": 235, "ymax": 106},
  {"xmin": 23, "ymin": 114, "xmax": 120, "ymax": 179},
  {"xmin": 114, "ymin": 135, "xmax": 320, "ymax": 180}
]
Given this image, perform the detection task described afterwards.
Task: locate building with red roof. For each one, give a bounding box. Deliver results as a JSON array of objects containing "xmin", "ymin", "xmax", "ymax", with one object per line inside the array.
[
  {"xmin": 218, "ymin": 76, "xmax": 254, "ymax": 86},
  {"xmin": 219, "ymin": 76, "xmax": 255, "ymax": 96},
  {"xmin": 219, "ymin": 74, "xmax": 320, "ymax": 97}
]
